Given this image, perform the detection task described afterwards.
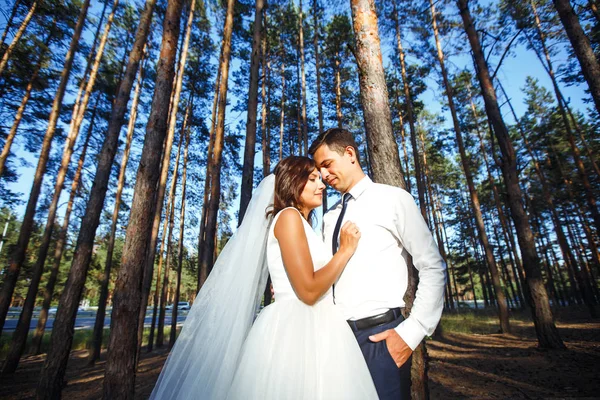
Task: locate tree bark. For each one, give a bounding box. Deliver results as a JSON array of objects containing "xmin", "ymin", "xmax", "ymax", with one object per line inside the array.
[
  {"xmin": 393, "ymin": 0, "xmax": 424, "ymax": 215},
  {"xmin": 34, "ymin": 0, "xmax": 156, "ymax": 394},
  {"xmin": 198, "ymin": 0, "xmax": 235, "ymax": 285},
  {"xmin": 0, "ymin": 19, "xmax": 56, "ymax": 179},
  {"xmin": 239, "ymin": 0, "xmax": 266, "ymax": 223},
  {"xmin": 261, "ymin": 10, "xmax": 271, "ymax": 178},
  {"xmin": 101, "ymin": 0, "xmax": 183, "ymax": 395},
  {"xmin": 170, "ymin": 119, "xmax": 191, "ymax": 349},
  {"xmin": 298, "ymin": 0, "xmax": 309, "ymax": 155},
  {"xmin": 137, "ymin": 0, "xmax": 194, "ymax": 363},
  {"xmin": 88, "ymin": 50, "xmax": 147, "ymax": 365},
  {"xmin": 312, "ymin": 0, "xmax": 323, "ymax": 134},
  {"xmin": 3, "ymin": 0, "xmax": 117, "ymax": 367},
  {"xmin": 0, "ymin": 0, "xmax": 91, "ymax": 336},
  {"xmin": 350, "ymin": 0, "xmax": 429, "ymax": 397},
  {"xmin": 0, "ymin": 0, "xmax": 21, "ymax": 49},
  {"xmin": 278, "ymin": 28, "xmax": 286, "ymax": 162},
  {"xmin": 430, "ymin": 0, "xmax": 509, "ymax": 331},
  {"xmin": 552, "ymin": 0, "xmax": 600, "ymax": 116},
  {"xmin": 29, "ymin": 106, "xmax": 94, "ymax": 356},
  {"xmin": 457, "ymin": 0, "xmax": 565, "ymax": 349},
  {"xmin": 0, "ymin": 0, "xmax": 38, "ymax": 78}
]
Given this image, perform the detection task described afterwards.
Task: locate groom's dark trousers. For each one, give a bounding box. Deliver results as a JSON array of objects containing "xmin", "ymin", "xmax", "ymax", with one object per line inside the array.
[{"xmin": 349, "ymin": 309, "xmax": 411, "ymax": 400}]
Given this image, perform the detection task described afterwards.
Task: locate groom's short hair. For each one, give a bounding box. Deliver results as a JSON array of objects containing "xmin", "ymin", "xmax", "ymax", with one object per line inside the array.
[{"xmin": 308, "ymin": 128, "xmax": 361, "ymax": 166}]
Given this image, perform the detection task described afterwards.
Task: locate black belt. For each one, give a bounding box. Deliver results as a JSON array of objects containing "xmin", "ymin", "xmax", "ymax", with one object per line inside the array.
[{"xmin": 347, "ymin": 307, "xmax": 403, "ymax": 332}]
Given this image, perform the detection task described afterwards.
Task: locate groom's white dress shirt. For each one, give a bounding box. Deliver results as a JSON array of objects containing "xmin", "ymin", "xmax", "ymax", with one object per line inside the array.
[{"xmin": 323, "ymin": 176, "xmax": 446, "ymax": 350}]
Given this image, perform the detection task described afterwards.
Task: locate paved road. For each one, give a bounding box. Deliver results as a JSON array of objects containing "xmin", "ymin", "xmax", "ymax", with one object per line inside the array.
[{"xmin": 3, "ymin": 310, "xmax": 188, "ymax": 332}]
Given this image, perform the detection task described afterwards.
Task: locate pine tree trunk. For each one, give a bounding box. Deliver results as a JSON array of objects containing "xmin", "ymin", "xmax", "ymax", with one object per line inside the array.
[
  {"xmin": 0, "ymin": 20, "xmax": 56, "ymax": 179},
  {"xmin": 350, "ymin": 0, "xmax": 429, "ymax": 397},
  {"xmin": 2, "ymin": 93, "xmax": 102, "ymax": 374},
  {"xmin": 298, "ymin": 0, "xmax": 308, "ymax": 155},
  {"xmin": 4, "ymin": 0, "xmax": 116, "ymax": 362},
  {"xmin": 0, "ymin": 0, "xmax": 91, "ymax": 337},
  {"xmin": 529, "ymin": 1, "xmax": 600, "ymax": 232},
  {"xmin": 312, "ymin": 0, "xmax": 323, "ymax": 134},
  {"xmin": 36, "ymin": 0, "xmax": 156, "ymax": 391},
  {"xmin": 239, "ymin": 0, "xmax": 266, "ymax": 223},
  {"xmin": 198, "ymin": 0, "xmax": 235, "ymax": 284},
  {"xmin": 0, "ymin": 0, "xmax": 38, "ymax": 78},
  {"xmin": 393, "ymin": 73, "xmax": 412, "ymax": 194},
  {"xmin": 457, "ymin": 0, "xmax": 565, "ymax": 349},
  {"xmin": 137, "ymin": 0, "xmax": 194, "ymax": 363},
  {"xmin": 101, "ymin": 0, "xmax": 183, "ymax": 395},
  {"xmin": 29, "ymin": 110, "xmax": 94, "ymax": 356},
  {"xmin": 430, "ymin": 0, "xmax": 509, "ymax": 331},
  {"xmin": 278, "ymin": 28, "xmax": 286, "ymax": 162},
  {"xmin": 393, "ymin": 0, "xmax": 425, "ymax": 216},
  {"xmin": 334, "ymin": 55, "xmax": 343, "ymax": 127},
  {"xmin": 156, "ymin": 107, "xmax": 187, "ymax": 348},
  {"xmin": 197, "ymin": 52, "xmax": 222, "ymax": 290},
  {"xmin": 88, "ymin": 52, "xmax": 146, "ymax": 365},
  {"xmin": 261, "ymin": 10, "xmax": 271, "ymax": 178},
  {"xmin": 0, "ymin": 0, "xmax": 21, "ymax": 49},
  {"xmin": 170, "ymin": 122, "xmax": 191, "ymax": 349},
  {"xmin": 552, "ymin": 0, "xmax": 600, "ymax": 115}
]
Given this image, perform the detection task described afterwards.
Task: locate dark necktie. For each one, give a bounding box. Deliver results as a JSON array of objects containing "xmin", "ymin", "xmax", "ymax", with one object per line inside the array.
[
  {"xmin": 332, "ymin": 193, "xmax": 352, "ymax": 254},
  {"xmin": 331, "ymin": 193, "xmax": 352, "ymax": 303}
]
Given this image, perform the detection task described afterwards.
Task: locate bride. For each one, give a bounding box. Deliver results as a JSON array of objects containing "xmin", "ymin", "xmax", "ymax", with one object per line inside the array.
[{"xmin": 150, "ymin": 156, "xmax": 377, "ymax": 399}]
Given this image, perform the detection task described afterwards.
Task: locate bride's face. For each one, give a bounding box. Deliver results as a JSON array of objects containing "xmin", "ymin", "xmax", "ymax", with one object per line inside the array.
[{"xmin": 299, "ymin": 169, "xmax": 325, "ymax": 211}]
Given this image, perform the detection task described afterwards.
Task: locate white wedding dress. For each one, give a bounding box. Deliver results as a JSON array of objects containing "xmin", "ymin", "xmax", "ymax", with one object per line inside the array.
[{"xmin": 226, "ymin": 208, "xmax": 378, "ymax": 399}]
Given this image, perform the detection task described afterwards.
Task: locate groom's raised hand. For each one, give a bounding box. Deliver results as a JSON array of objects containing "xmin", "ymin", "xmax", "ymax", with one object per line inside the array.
[{"xmin": 369, "ymin": 329, "xmax": 412, "ymax": 368}]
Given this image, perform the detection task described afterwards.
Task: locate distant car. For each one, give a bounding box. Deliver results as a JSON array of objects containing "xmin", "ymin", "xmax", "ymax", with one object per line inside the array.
[
  {"xmin": 177, "ymin": 302, "xmax": 190, "ymax": 311},
  {"xmin": 48, "ymin": 307, "xmax": 58, "ymax": 315}
]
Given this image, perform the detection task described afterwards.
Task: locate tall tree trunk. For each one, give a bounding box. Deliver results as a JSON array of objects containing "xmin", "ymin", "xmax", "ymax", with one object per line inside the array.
[
  {"xmin": 156, "ymin": 107, "xmax": 186, "ymax": 349},
  {"xmin": 88, "ymin": 51, "xmax": 147, "ymax": 365},
  {"xmin": 3, "ymin": 94, "xmax": 105, "ymax": 374},
  {"xmin": 278, "ymin": 28, "xmax": 286, "ymax": 162},
  {"xmin": 137, "ymin": 0, "xmax": 194, "ymax": 363},
  {"xmin": 552, "ymin": 0, "xmax": 600, "ymax": 116},
  {"xmin": 457, "ymin": 0, "xmax": 565, "ymax": 349},
  {"xmin": 430, "ymin": 0, "xmax": 509, "ymax": 331},
  {"xmin": 0, "ymin": 0, "xmax": 90, "ymax": 336},
  {"xmin": 393, "ymin": 0, "xmax": 425, "ymax": 217},
  {"xmin": 312, "ymin": 0, "xmax": 323, "ymax": 134},
  {"xmin": 198, "ymin": 0, "xmax": 235, "ymax": 285},
  {"xmin": 261, "ymin": 10, "xmax": 271, "ymax": 178},
  {"xmin": 170, "ymin": 122, "xmax": 191, "ymax": 349},
  {"xmin": 29, "ymin": 108, "xmax": 95, "ymax": 356},
  {"xmin": 298, "ymin": 0, "xmax": 308, "ymax": 155},
  {"xmin": 102, "ymin": 0, "xmax": 183, "ymax": 396},
  {"xmin": 334, "ymin": 54, "xmax": 343, "ymax": 127},
  {"xmin": 0, "ymin": 20, "xmax": 56, "ymax": 179},
  {"xmin": 393, "ymin": 72, "xmax": 412, "ymax": 194},
  {"xmin": 239, "ymin": 0, "xmax": 266, "ymax": 223},
  {"xmin": 34, "ymin": 0, "xmax": 157, "ymax": 396},
  {"xmin": 350, "ymin": 1, "xmax": 430, "ymax": 398},
  {"xmin": 0, "ymin": 0, "xmax": 38, "ymax": 78},
  {"xmin": 197, "ymin": 48, "xmax": 222, "ymax": 290},
  {"xmin": 5, "ymin": 0, "xmax": 116, "ymax": 360},
  {"xmin": 529, "ymin": 1, "xmax": 600, "ymax": 232},
  {"xmin": 0, "ymin": 0, "xmax": 22, "ymax": 49}
]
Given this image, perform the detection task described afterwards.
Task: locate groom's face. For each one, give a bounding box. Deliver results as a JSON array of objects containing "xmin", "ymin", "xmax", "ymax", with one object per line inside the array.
[{"xmin": 313, "ymin": 144, "xmax": 354, "ymax": 193}]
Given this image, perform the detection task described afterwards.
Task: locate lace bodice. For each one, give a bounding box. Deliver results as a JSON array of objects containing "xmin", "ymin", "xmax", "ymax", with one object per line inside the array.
[{"xmin": 266, "ymin": 207, "xmax": 332, "ymax": 303}]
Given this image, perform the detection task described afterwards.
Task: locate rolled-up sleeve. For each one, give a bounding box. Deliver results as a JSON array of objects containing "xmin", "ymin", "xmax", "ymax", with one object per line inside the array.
[{"xmin": 393, "ymin": 190, "xmax": 446, "ymax": 350}]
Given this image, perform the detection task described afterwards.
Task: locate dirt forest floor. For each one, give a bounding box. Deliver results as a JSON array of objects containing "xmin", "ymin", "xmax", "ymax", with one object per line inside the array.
[{"xmin": 1, "ymin": 307, "xmax": 598, "ymax": 399}]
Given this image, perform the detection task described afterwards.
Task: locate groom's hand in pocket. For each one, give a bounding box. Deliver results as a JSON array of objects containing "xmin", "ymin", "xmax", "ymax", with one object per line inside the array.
[{"xmin": 369, "ymin": 329, "xmax": 412, "ymax": 368}]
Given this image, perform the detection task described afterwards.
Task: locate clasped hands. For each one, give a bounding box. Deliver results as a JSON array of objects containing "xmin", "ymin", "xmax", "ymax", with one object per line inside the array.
[{"xmin": 369, "ymin": 329, "xmax": 412, "ymax": 368}]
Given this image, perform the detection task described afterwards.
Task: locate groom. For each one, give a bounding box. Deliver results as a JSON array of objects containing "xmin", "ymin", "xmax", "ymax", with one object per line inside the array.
[{"xmin": 309, "ymin": 128, "xmax": 446, "ymax": 400}]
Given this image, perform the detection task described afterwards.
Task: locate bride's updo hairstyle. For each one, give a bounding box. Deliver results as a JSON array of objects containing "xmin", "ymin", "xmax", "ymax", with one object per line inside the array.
[{"xmin": 267, "ymin": 156, "xmax": 317, "ymax": 221}]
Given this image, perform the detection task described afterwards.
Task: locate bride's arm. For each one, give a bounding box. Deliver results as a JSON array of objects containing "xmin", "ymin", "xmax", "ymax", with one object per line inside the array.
[{"xmin": 274, "ymin": 208, "xmax": 360, "ymax": 305}]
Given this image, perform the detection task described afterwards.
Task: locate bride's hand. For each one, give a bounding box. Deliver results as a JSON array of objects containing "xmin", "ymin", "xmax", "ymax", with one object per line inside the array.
[{"xmin": 338, "ymin": 221, "xmax": 361, "ymax": 255}]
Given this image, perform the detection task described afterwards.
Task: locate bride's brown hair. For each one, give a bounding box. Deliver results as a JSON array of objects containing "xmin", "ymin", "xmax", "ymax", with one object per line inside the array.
[{"xmin": 267, "ymin": 156, "xmax": 317, "ymax": 221}]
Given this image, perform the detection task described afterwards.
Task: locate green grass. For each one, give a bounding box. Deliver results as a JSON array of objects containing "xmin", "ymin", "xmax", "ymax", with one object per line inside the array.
[
  {"xmin": 0, "ymin": 326, "xmax": 180, "ymax": 360},
  {"xmin": 439, "ymin": 307, "xmax": 533, "ymax": 335}
]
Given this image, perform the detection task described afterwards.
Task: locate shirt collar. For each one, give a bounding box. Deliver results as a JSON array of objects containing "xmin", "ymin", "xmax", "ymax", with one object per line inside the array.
[{"xmin": 347, "ymin": 175, "xmax": 372, "ymax": 200}]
